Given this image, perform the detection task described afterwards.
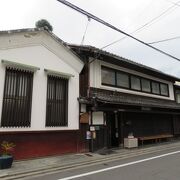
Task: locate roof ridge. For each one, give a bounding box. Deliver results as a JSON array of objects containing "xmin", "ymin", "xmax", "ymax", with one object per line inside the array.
[{"xmin": 69, "ymin": 44, "xmax": 180, "ymax": 81}]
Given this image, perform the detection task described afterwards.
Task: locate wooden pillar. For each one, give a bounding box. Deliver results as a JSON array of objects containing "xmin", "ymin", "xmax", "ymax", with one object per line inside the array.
[
  {"xmin": 114, "ymin": 111, "xmax": 118, "ymax": 136},
  {"xmin": 119, "ymin": 112, "xmax": 124, "ymax": 146}
]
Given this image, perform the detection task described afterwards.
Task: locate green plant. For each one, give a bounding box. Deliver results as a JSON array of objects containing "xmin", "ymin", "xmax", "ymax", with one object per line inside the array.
[
  {"xmin": 1, "ymin": 141, "xmax": 15, "ymax": 156},
  {"xmin": 35, "ymin": 19, "xmax": 53, "ymax": 31}
]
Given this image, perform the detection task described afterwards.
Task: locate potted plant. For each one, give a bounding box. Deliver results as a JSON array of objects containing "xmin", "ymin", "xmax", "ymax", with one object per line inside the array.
[{"xmin": 0, "ymin": 141, "xmax": 15, "ymax": 169}]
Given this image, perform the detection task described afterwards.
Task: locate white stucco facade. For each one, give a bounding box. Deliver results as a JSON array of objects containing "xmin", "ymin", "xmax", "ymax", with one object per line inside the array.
[
  {"xmin": 89, "ymin": 59, "xmax": 175, "ymax": 100},
  {"xmin": 0, "ymin": 29, "xmax": 84, "ymax": 132}
]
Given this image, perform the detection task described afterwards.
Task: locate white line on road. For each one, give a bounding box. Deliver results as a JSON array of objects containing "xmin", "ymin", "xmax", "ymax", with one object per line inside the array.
[{"xmin": 58, "ymin": 150, "xmax": 180, "ymax": 180}]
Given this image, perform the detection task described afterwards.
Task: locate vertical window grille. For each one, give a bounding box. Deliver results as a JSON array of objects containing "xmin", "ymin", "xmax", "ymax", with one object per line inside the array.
[
  {"xmin": 46, "ymin": 75, "xmax": 68, "ymax": 127},
  {"xmin": 1, "ymin": 68, "xmax": 33, "ymax": 127}
]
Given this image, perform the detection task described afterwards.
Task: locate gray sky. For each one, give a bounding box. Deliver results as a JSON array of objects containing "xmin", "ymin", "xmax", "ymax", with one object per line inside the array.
[{"xmin": 0, "ymin": 0, "xmax": 180, "ymax": 77}]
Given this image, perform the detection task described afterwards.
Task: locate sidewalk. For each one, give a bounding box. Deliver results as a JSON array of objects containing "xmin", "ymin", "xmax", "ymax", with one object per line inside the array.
[{"xmin": 1, "ymin": 140, "xmax": 180, "ymax": 180}]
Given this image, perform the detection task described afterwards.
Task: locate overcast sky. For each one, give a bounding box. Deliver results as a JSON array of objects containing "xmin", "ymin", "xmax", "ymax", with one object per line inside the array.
[{"xmin": 0, "ymin": 0, "xmax": 180, "ymax": 77}]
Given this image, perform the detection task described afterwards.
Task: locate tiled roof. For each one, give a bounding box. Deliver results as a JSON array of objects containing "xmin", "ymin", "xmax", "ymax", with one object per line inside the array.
[
  {"xmin": 90, "ymin": 88, "xmax": 180, "ymax": 110},
  {"xmin": 69, "ymin": 44, "xmax": 180, "ymax": 82}
]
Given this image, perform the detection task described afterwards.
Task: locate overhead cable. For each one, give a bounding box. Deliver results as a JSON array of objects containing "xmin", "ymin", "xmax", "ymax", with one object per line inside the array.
[
  {"xmin": 81, "ymin": 16, "xmax": 91, "ymax": 45},
  {"xmin": 101, "ymin": 0, "xmax": 180, "ymax": 50},
  {"xmin": 165, "ymin": 0, "xmax": 180, "ymax": 7},
  {"xmin": 148, "ymin": 36, "xmax": 180, "ymax": 44},
  {"xmin": 57, "ymin": 0, "xmax": 180, "ymax": 62}
]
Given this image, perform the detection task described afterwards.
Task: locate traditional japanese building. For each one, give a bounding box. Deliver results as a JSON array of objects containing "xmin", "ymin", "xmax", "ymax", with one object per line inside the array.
[{"xmin": 70, "ymin": 44, "xmax": 180, "ymax": 152}]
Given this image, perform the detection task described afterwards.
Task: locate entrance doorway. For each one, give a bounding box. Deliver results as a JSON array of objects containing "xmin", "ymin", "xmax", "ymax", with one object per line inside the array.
[{"xmin": 106, "ymin": 112, "xmax": 120, "ymax": 148}]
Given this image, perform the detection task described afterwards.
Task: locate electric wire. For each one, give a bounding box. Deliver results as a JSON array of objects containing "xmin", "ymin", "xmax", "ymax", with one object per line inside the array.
[
  {"xmin": 81, "ymin": 16, "xmax": 91, "ymax": 45},
  {"xmin": 101, "ymin": 1, "xmax": 180, "ymax": 50},
  {"xmin": 57, "ymin": 0, "xmax": 180, "ymax": 62},
  {"xmin": 148, "ymin": 36, "xmax": 180, "ymax": 44},
  {"xmin": 124, "ymin": 0, "xmax": 154, "ymax": 30},
  {"xmin": 165, "ymin": 0, "xmax": 180, "ymax": 7}
]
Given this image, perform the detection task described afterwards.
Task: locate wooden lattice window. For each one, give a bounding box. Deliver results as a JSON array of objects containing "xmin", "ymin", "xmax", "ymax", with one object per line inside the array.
[
  {"xmin": 1, "ymin": 68, "xmax": 33, "ymax": 127},
  {"xmin": 46, "ymin": 75, "xmax": 68, "ymax": 127}
]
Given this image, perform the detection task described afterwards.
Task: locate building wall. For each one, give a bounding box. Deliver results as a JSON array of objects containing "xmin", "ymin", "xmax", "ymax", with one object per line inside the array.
[
  {"xmin": 0, "ymin": 31, "xmax": 84, "ymax": 132},
  {"xmin": 0, "ymin": 131, "xmax": 81, "ymax": 160},
  {"xmin": 89, "ymin": 59, "xmax": 175, "ymax": 100},
  {"xmin": 0, "ymin": 45, "xmax": 80, "ymax": 131},
  {"xmin": 0, "ymin": 31, "xmax": 84, "ymax": 159}
]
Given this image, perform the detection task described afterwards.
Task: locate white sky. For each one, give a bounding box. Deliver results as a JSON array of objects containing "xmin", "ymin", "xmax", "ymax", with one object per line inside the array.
[{"xmin": 0, "ymin": 0, "xmax": 180, "ymax": 77}]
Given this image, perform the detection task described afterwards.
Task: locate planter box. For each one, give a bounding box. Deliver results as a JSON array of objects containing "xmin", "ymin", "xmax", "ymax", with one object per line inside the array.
[{"xmin": 0, "ymin": 155, "xmax": 13, "ymax": 169}]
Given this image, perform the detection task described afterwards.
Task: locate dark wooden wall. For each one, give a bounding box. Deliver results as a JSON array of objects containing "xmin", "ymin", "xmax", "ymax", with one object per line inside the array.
[
  {"xmin": 123, "ymin": 112, "xmax": 173, "ymax": 137},
  {"xmin": 173, "ymin": 115, "xmax": 180, "ymax": 135},
  {"xmin": 78, "ymin": 124, "xmax": 89, "ymax": 153},
  {"xmin": 91, "ymin": 125, "xmax": 108, "ymax": 151},
  {"xmin": 79, "ymin": 63, "xmax": 89, "ymax": 97}
]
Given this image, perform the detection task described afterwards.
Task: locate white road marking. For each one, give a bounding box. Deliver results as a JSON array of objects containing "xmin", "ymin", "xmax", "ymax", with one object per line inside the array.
[{"xmin": 58, "ymin": 150, "xmax": 180, "ymax": 180}]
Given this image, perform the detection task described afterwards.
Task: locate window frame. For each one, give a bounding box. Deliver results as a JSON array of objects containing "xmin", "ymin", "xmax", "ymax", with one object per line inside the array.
[
  {"xmin": 45, "ymin": 75, "xmax": 68, "ymax": 127},
  {"xmin": 1, "ymin": 67, "xmax": 34, "ymax": 128},
  {"xmin": 101, "ymin": 65, "xmax": 169, "ymax": 97},
  {"xmin": 116, "ymin": 71, "xmax": 130, "ymax": 89},
  {"xmin": 160, "ymin": 83, "xmax": 169, "ymax": 96},
  {"xmin": 151, "ymin": 81, "xmax": 160, "ymax": 95},
  {"xmin": 141, "ymin": 78, "xmax": 151, "ymax": 93},
  {"xmin": 176, "ymin": 94, "xmax": 180, "ymax": 103},
  {"xmin": 101, "ymin": 66, "xmax": 116, "ymax": 87},
  {"xmin": 130, "ymin": 75, "xmax": 141, "ymax": 91}
]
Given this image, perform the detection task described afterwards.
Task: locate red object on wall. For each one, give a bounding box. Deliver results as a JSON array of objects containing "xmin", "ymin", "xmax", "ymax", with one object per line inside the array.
[{"xmin": 0, "ymin": 130, "xmax": 87, "ymax": 160}]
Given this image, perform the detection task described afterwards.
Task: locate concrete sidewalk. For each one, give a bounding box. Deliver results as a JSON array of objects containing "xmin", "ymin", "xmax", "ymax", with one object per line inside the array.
[{"xmin": 1, "ymin": 140, "xmax": 180, "ymax": 180}]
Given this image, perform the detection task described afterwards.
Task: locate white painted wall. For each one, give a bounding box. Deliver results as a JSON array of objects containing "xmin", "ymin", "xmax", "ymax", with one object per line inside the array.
[
  {"xmin": 90, "ymin": 59, "xmax": 175, "ymax": 100},
  {"xmin": 0, "ymin": 30, "xmax": 84, "ymax": 131}
]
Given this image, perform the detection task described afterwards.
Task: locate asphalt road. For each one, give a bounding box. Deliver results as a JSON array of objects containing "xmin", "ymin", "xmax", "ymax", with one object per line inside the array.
[{"xmin": 27, "ymin": 147, "xmax": 180, "ymax": 180}]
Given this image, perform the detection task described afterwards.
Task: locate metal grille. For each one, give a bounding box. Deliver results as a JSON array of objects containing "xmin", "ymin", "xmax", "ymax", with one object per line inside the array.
[
  {"xmin": 46, "ymin": 75, "xmax": 68, "ymax": 127},
  {"xmin": 1, "ymin": 68, "xmax": 33, "ymax": 127}
]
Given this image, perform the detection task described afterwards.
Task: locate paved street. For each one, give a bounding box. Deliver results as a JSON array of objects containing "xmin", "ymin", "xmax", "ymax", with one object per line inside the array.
[{"xmin": 25, "ymin": 147, "xmax": 180, "ymax": 180}]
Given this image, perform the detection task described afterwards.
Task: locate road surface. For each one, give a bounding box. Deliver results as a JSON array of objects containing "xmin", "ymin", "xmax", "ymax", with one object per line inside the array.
[{"xmin": 27, "ymin": 147, "xmax": 180, "ymax": 180}]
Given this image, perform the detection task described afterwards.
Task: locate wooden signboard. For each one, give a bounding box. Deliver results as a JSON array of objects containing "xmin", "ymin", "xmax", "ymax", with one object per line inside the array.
[{"xmin": 80, "ymin": 113, "xmax": 89, "ymax": 124}]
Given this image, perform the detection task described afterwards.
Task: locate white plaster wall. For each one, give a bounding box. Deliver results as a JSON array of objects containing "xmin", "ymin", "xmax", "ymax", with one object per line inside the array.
[
  {"xmin": 0, "ymin": 37, "xmax": 82, "ymax": 131},
  {"xmin": 90, "ymin": 59, "xmax": 175, "ymax": 100}
]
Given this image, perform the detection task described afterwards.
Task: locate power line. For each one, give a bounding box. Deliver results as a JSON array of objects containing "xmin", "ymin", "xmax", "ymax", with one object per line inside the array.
[
  {"xmin": 124, "ymin": 0, "xmax": 154, "ymax": 29},
  {"xmin": 101, "ymin": 0, "xmax": 180, "ymax": 50},
  {"xmin": 57, "ymin": 0, "xmax": 180, "ymax": 62},
  {"xmin": 81, "ymin": 16, "xmax": 91, "ymax": 45},
  {"xmin": 165, "ymin": 0, "xmax": 180, "ymax": 7},
  {"xmin": 148, "ymin": 36, "xmax": 180, "ymax": 44}
]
